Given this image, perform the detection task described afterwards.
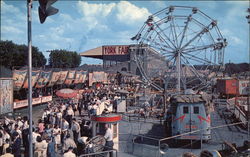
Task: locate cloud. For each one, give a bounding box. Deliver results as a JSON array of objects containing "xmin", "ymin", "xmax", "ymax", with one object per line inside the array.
[
  {"xmin": 1, "ymin": 1, "xmax": 20, "ymax": 15},
  {"xmin": 1, "ymin": 26, "xmax": 23, "ymax": 34},
  {"xmin": 221, "ymin": 29, "xmax": 244, "ymax": 45},
  {"xmin": 74, "ymin": 1, "xmax": 152, "ymax": 52},
  {"xmin": 115, "ymin": 1, "xmax": 150, "ymax": 25},
  {"xmin": 77, "ymin": 1, "xmax": 151, "ymax": 27},
  {"xmin": 77, "ymin": 1, "xmax": 115, "ymax": 17},
  {"xmin": 230, "ymin": 36, "xmax": 243, "ymax": 45}
]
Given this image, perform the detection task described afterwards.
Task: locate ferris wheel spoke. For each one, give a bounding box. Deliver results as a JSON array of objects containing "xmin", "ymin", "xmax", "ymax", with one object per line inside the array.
[
  {"xmin": 148, "ymin": 44, "xmax": 175, "ymax": 55},
  {"xmin": 181, "ymin": 56, "xmax": 204, "ymax": 83},
  {"xmin": 153, "ymin": 31, "xmax": 175, "ymax": 50},
  {"xmin": 165, "ymin": 58, "xmax": 177, "ymax": 89},
  {"xmin": 147, "ymin": 38, "xmax": 175, "ymax": 52},
  {"xmin": 180, "ymin": 22, "xmax": 213, "ymax": 51},
  {"xmin": 170, "ymin": 14, "xmax": 179, "ymax": 47},
  {"xmin": 179, "ymin": 15, "xmax": 192, "ymax": 48},
  {"xmin": 182, "ymin": 43, "xmax": 218, "ymax": 54},
  {"xmin": 154, "ymin": 23, "xmax": 178, "ymax": 49},
  {"xmin": 184, "ymin": 53, "xmax": 218, "ymax": 65}
]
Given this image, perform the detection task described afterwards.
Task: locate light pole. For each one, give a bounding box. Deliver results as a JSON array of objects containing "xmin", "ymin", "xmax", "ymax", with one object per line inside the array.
[
  {"xmin": 27, "ymin": 1, "xmax": 33, "ymax": 156},
  {"xmin": 26, "ymin": 1, "xmax": 59, "ymax": 156}
]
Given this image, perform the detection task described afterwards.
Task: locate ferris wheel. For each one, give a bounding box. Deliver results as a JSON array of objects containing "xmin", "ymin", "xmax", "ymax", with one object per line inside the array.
[{"xmin": 131, "ymin": 6, "xmax": 227, "ymax": 93}]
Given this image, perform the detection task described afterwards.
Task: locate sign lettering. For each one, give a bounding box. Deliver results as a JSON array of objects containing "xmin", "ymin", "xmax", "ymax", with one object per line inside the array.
[{"xmin": 103, "ymin": 45, "xmax": 129, "ymax": 55}]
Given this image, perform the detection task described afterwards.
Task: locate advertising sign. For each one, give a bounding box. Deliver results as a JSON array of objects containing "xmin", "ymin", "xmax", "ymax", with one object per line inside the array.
[
  {"xmin": 13, "ymin": 70, "xmax": 27, "ymax": 90},
  {"xmin": 23, "ymin": 70, "xmax": 40, "ymax": 88},
  {"xmin": 79, "ymin": 71, "xmax": 87, "ymax": 83},
  {"xmin": 65, "ymin": 70, "xmax": 76, "ymax": 85},
  {"xmin": 41, "ymin": 96, "xmax": 53, "ymax": 103},
  {"xmin": 102, "ymin": 45, "xmax": 129, "ymax": 55},
  {"xmin": 13, "ymin": 95, "xmax": 52, "ymax": 109},
  {"xmin": 89, "ymin": 71, "xmax": 107, "ymax": 86},
  {"xmin": 48, "ymin": 71, "xmax": 61, "ymax": 86},
  {"xmin": 57, "ymin": 71, "xmax": 68, "ymax": 84},
  {"xmin": 74, "ymin": 71, "xmax": 82, "ymax": 84},
  {"xmin": 35, "ymin": 71, "xmax": 52, "ymax": 88},
  {"xmin": 0, "ymin": 79, "xmax": 13, "ymax": 114}
]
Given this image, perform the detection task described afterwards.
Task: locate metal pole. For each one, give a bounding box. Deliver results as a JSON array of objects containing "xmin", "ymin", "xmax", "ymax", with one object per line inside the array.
[
  {"xmin": 27, "ymin": 0, "xmax": 33, "ymax": 156},
  {"xmin": 176, "ymin": 51, "xmax": 181, "ymax": 92}
]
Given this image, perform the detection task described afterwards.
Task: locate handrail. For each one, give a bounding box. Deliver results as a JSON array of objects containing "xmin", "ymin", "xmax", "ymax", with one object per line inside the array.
[
  {"xmin": 79, "ymin": 149, "xmax": 118, "ymax": 157},
  {"xmin": 159, "ymin": 121, "xmax": 244, "ymax": 143}
]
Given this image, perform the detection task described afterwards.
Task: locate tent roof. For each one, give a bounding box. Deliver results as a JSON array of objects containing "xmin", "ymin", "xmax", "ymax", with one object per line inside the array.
[{"xmin": 80, "ymin": 46, "xmax": 103, "ymax": 59}]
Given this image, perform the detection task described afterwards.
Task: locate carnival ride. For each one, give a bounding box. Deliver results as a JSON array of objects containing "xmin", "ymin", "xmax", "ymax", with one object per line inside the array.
[{"xmin": 132, "ymin": 6, "xmax": 227, "ymax": 93}]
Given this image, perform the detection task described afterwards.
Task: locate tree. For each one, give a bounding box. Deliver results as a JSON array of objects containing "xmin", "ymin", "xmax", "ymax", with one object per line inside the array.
[
  {"xmin": 0, "ymin": 40, "xmax": 47, "ymax": 69},
  {"xmin": 49, "ymin": 49, "xmax": 81, "ymax": 68}
]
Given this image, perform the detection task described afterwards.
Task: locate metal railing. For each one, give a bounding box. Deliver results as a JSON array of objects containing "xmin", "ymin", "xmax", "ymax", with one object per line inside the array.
[
  {"xmin": 79, "ymin": 149, "xmax": 118, "ymax": 157},
  {"xmin": 123, "ymin": 121, "xmax": 247, "ymax": 157},
  {"xmin": 122, "ymin": 113, "xmax": 164, "ymax": 124}
]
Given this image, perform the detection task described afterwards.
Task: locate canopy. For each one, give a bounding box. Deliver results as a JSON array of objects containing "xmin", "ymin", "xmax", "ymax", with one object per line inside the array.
[{"xmin": 56, "ymin": 88, "xmax": 78, "ymax": 98}]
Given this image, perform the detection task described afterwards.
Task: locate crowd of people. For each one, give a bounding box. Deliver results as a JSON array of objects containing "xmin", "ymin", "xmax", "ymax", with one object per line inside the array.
[{"xmin": 0, "ymin": 87, "xmax": 122, "ymax": 157}]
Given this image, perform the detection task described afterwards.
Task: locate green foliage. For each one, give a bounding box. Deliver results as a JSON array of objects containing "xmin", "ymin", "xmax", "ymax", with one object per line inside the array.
[
  {"xmin": 0, "ymin": 40, "xmax": 47, "ymax": 69},
  {"xmin": 49, "ymin": 49, "xmax": 81, "ymax": 68}
]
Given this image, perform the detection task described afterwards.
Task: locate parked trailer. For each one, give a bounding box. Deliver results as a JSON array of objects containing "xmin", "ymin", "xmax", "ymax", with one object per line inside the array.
[
  {"xmin": 167, "ymin": 94, "xmax": 212, "ymax": 141},
  {"xmin": 217, "ymin": 79, "xmax": 238, "ymax": 95},
  {"xmin": 217, "ymin": 79, "xmax": 250, "ymax": 96}
]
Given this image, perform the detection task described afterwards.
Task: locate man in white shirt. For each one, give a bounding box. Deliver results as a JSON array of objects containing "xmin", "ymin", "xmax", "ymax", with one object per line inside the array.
[
  {"xmin": 61, "ymin": 119, "xmax": 69, "ymax": 145},
  {"xmin": 16, "ymin": 118, "xmax": 23, "ymax": 129},
  {"xmin": 104, "ymin": 124, "xmax": 114, "ymax": 157},
  {"xmin": 31, "ymin": 129, "xmax": 41, "ymax": 145}
]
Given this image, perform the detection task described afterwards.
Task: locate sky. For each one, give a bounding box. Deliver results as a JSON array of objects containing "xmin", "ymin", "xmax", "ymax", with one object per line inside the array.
[{"xmin": 1, "ymin": 0, "xmax": 249, "ymax": 65}]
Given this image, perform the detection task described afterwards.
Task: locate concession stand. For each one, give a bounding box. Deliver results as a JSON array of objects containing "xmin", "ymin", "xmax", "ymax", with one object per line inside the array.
[{"xmin": 91, "ymin": 114, "xmax": 122, "ymax": 150}]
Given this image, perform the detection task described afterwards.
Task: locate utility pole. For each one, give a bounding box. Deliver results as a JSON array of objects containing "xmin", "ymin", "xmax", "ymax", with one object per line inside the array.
[
  {"xmin": 27, "ymin": 0, "xmax": 33, "ymax": 156},
  {"xmin": 26, "ymin": 1, "xmax": 59, "ymax": 156}
]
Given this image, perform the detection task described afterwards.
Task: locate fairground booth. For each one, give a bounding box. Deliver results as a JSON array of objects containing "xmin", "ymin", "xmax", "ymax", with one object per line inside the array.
[{"xmin": 80, "ymin": 44, "xmax": 167, "ymax": 77}]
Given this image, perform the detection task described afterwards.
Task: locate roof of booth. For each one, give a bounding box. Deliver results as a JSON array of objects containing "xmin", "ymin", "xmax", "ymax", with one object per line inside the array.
[{"xmin": 80, "ymin": 46, "xmax": 103, "ymax": 59}]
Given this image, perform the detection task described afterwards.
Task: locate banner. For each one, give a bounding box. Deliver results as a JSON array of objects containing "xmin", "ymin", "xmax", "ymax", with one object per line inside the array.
[
  {"xmin": 89, "ymin": 71, "xmax": 107, "ymax": 86},
  {"xmin": 74, "ymin": 71, "xmax": 82, "ymax": 84},
  {"xmin": 57, "ymin": 71, "xmax": 68, "ymax": 84},
  {"xmin": 23, "ymin": 70, "xmax": 40, "ymax": 88},
  {"xmin": 64, "ymin": 70, "xmax": 76, "ymax": 85},
  {"xmin": 0, "ymin": 79, "xmax": 13, "ymax": 114},
  {"xmin": 13, "ymin": 95, "xmax": 52, "ymax": 109},
  {"xmin": 79, "ymin": 71, "xmax": 87, "ymax": 83},
  {"xmin": 41, "ymin": 96, "xmax": 53, "ymax": 103},
  {"xmin": 35, "ymin": 71, "xmax": 52, "ymax": 88},
  {"xmin": 13, "ymin": 70, "xmax": 27, "ymax": 90},
  {"xmin": 47, "ymin": 71, "xmax": 61, "ymax": 86}
]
